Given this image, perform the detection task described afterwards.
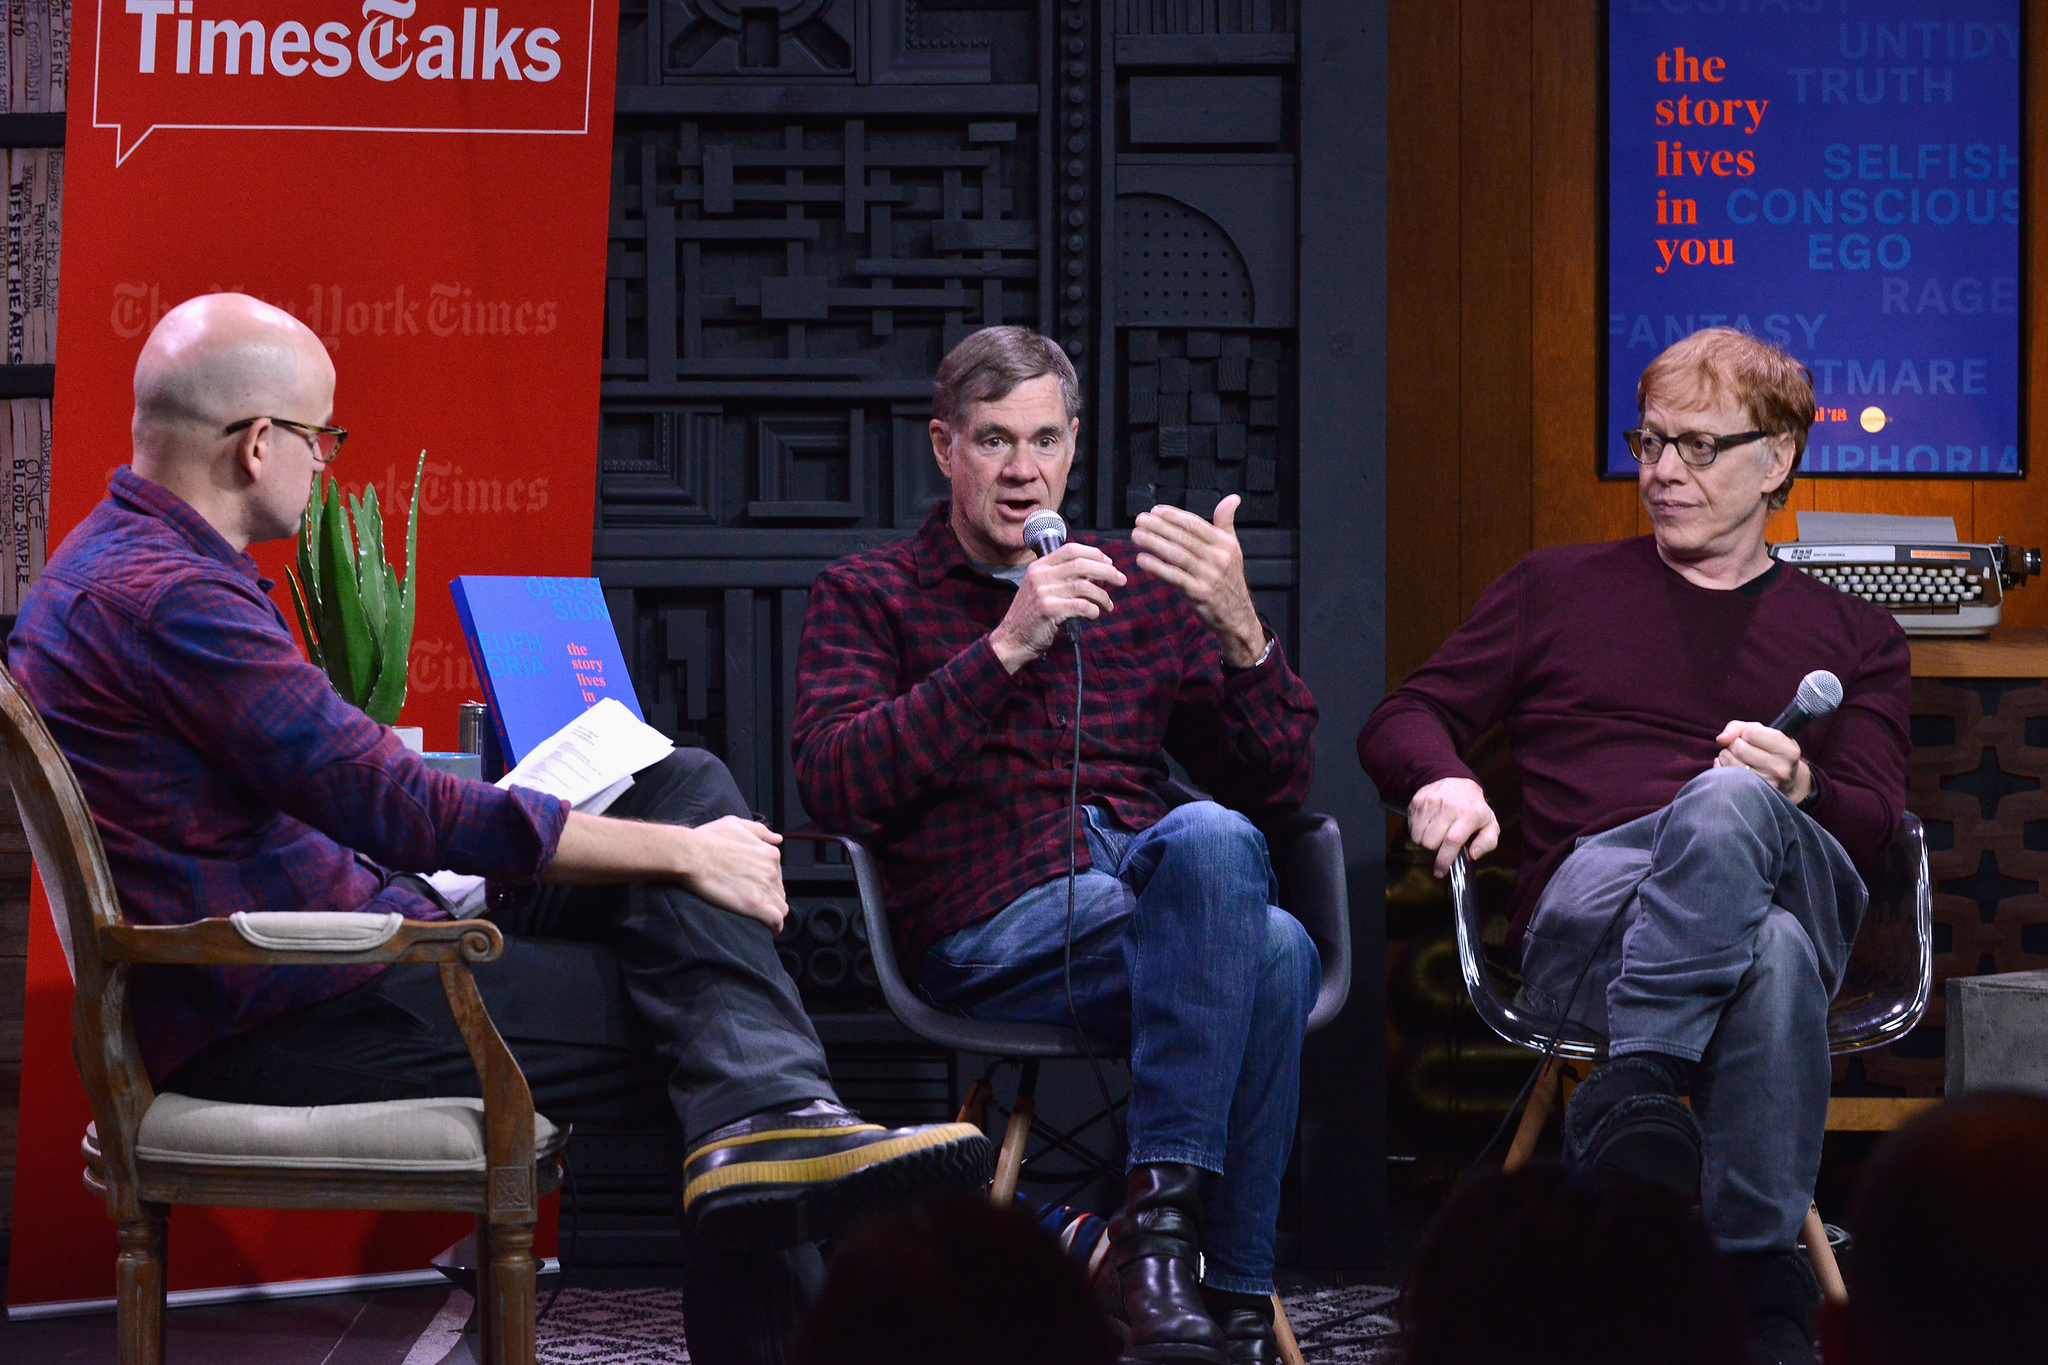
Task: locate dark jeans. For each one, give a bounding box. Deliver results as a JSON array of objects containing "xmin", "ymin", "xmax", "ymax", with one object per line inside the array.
[
  {"xmin": 166, "ymin": 748, "xmax": 838, "ymax": 1364},
  {"xmin": 1515, "ymin": 766, "xmax": 1867, "ymax": 1253},
  {"xmin": 920, "ymin": 801, "xmax": 1318, "ymax": 1296}
]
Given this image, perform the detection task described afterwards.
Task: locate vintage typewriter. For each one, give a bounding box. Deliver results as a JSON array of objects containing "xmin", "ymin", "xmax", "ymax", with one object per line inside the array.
[{"xmin": 1769, "ymin": 512, "xmax": 2039, "ymax": 638}]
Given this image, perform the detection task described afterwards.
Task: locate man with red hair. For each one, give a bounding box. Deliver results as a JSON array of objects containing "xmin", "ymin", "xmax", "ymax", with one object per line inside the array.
[{"xmin": 1361, "ymin": 328, "xmax": 1910, "ymax": 1365}]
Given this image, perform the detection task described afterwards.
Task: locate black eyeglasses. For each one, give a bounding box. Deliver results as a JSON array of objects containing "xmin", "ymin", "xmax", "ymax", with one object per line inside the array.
[
  {"xmin": 223, "ymin": 416, "xmax": 348, "ymax": 466},
  {"xmin": 1624, "ymin": 427, "xmax": 1768, "ymax": 470}
]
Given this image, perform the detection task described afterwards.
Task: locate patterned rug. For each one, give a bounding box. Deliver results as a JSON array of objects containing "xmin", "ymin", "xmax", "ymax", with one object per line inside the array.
[
  {"xmin": 404, "ymin": 1282, "xmax": 1402, "ymax": 1364},
  {"xmin": 1279, "ymin": 1284, "xmax": 1403, "ymax": 1364}
]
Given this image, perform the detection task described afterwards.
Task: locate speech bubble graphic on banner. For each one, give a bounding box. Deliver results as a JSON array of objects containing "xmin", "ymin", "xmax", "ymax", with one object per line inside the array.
[{"xmin": 92, "ymin": 0, "xmax": 595, "ymax": 164}]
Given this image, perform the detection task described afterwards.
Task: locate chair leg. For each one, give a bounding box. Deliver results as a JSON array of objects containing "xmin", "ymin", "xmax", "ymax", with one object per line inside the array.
[
  {"xmin": 478, "ymin": 1218, "xmax": 538, "ymax": 1365},
  {"xmin": 1271, "ymin": 1294, "xmax": 1306, "ymax": 1365},
  {"xmin": 1802, "ymin": 1202, "xmax": 1847, "ymax": 1307},
  {"xmin": 114, "ymin": 1210, "xmax": 168, "ymax": 1365},
  {"xmin": 1503, "ymin": 1057, "xmax": 1564, "ymax": 1174},
  {"xmin": 990, "ymin": 1060, "xmax": 1039, "ymax": 1209},
  {"xmin": 958, "ymin": 1076, "xmax": 992, "ymax": 1128}
]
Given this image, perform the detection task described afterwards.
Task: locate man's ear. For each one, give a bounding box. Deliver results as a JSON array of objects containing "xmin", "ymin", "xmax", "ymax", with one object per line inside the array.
[
  {"xmin": 1761, "ymin": 431, "xmax": 1797, "ymax": 496},
  {"xmin": 928, "ymin": 418, "xmax": 954, "ymax": 479},
  {"xmin": 228, "ymin": 421, "xmax": 267, "ymax": 489}
]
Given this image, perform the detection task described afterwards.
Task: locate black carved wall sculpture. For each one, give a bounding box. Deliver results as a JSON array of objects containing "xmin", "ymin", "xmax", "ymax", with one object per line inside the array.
[{"xmin": 593, "ymin": 0, "xmax": 1388, "ymax": 1270}]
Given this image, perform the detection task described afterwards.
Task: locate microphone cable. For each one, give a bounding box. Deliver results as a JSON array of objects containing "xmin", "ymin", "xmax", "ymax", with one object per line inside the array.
[
  {"xmin": 538, "ymin": 1147, "xmax": 579, "ymax": 1321},
  {"xmin": 1064, "ymin": 630, "xmax": 1126, "ymax": 1152}
]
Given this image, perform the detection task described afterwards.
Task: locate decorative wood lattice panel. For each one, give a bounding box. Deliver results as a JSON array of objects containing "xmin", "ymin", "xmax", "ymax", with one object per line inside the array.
[{"xmin": 1839, "ymin": 678, "xmax": 2048, "ymax": 1096}]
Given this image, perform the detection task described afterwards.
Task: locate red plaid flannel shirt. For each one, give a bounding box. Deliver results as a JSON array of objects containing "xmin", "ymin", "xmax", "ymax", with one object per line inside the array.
[
  {"xmin": 11, "ymin": 467, "xmax": 568, "ymax": 1083},
  {"xmin": 792, "ymin": 502, "xmax": 1318, "ymax": 972}
]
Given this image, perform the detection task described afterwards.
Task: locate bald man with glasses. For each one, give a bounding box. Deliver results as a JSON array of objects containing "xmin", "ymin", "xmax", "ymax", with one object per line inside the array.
[
  {"xmin": 10, "ymin": 293, "xmax": 988, "ymax": 1364},
  {"xmin": 1360, "ymin": 328, "xmax": 1910, "ymax": 1365}
]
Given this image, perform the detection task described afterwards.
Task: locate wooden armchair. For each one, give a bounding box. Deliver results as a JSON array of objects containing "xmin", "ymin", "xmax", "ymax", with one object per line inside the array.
[{"xmin": 0, "ymin": 664, "xmax": 566, "ymax": 1365}]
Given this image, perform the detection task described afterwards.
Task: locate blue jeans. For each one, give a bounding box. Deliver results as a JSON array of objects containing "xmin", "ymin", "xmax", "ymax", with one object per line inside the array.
[
  {"xmin": 1516, "ymin": 767, "xmax": 1868, "ymax": 1253},
  {"xmin": 920, "ymin": 801, "xmax": 1319, "ymax": 1295}
]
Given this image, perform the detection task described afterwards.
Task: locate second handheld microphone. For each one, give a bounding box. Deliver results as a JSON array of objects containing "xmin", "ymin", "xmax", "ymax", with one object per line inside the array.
[{"xmin": 1770, "ymin": 670, "xmax": 1844, "ymax": 738}]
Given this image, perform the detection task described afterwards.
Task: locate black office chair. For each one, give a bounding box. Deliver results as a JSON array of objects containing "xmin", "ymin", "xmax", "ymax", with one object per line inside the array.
[
  {"xmin": 790, "ymin": 806, "xmax": 1347, "ymax": 1365},
  {"xmin": 791, "ymin": 807, "xmax": 1351, "ymax": 1205}
]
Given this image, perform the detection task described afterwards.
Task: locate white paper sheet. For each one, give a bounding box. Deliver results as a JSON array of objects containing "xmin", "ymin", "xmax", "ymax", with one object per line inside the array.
[
  {"xmin": 425, "ymin": 699, "xmax": 675, "ymax": 914},
  {"xmin": 1795, "ymin": 510, "xmax": 1960, "ymax": 544}
]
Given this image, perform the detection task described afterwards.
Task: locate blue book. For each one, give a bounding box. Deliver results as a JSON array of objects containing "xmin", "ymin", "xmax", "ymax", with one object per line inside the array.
[{"xmin": 449, "ymin": 576, "xmax": 645, "ymax": 766}]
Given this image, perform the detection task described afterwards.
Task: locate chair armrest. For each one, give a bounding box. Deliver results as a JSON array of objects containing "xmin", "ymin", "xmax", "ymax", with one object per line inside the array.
[{"xmin": 99, "ymin": 915, "xmax": 505, "ymax": 967}]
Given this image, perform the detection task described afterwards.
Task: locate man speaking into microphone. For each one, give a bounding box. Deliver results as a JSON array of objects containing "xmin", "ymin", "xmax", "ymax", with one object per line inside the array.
[
  {"xmin": 1359, "ymin": 328, "xmax": 1909, "ymax": 1365},
  {"xmin": 793, "ymin": 326, "xmax": 1318, "ymax": 1364}
]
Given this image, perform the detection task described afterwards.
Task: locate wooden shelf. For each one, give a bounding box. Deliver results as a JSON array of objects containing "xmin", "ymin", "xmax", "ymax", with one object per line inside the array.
[
  {"xmin": 1909, "ymin": 627, "xmax": 2048, "ymax": 679},
  {"xmin": 1826, "ymin": 1097, "xmax": 1940, "ymax": 1132},
  {"xmin": 0, "ymin": 113, "xmax": 63, "ymax": 148}
]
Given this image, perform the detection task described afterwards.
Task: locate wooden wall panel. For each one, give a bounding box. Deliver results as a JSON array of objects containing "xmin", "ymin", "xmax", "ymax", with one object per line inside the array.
[
  {"xmin": 1391, "ymin": 0, "xmax": 2048, "ymax": 681},
  {"xmin": 1386, "ymin": 1, "xmax": 1464, "ymax": 685},
  {"xmin": 1530, "ymin": 0, "xmax": 1632, "ymax": 553},
  {"xmin": 1456, "ymin": 0, "xmax": 1535, "ymax": 620},
  {"xmin": 1989, "ymin": 0, "xmax": 2048, "ymax": 632}
]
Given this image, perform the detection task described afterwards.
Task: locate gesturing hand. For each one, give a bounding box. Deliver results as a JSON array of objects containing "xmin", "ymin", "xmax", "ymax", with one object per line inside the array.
[
  {"xmin": 988, "ymin": 542, "xmax": 1129, "ymax": 673},
  {"xmin": 681, "ymin": 816, "xmax": 789, "ymax": 931},
  {"xmin": 1132, "ymin": 495, "xmax": 1266, "ymax": 667},
  {"xmin": 1408, "ymin": 777, "xmax": 1500, "ymax": 878},
  {"xmin": 1714, "ymin": 721, "xmax": 1814, "ymax": 805}
]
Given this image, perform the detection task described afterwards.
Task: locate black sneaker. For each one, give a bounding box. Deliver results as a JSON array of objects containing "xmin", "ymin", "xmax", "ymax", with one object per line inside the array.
[
  {"xmin": 1726, "ymin": 1248, "xmax": 1820, "ymax": 1365},
  {"xmin": 682, "ymin": 1103, "xmax": 992, "ymax": 1251},
  {"xmin": 1562, "ymin": 1054, "xmax": 1702, "ymax": 1202}
]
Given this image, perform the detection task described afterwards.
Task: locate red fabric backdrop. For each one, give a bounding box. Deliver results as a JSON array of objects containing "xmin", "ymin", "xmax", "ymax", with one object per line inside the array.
[{"xmin": 8, "ymin": 0, "xmax": 616, "ymax": 1305}]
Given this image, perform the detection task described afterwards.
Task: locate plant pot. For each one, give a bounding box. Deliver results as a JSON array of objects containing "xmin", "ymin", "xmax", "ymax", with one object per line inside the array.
[{"xmin": 394, "ymin": 726, "xmax": 425, "ymax": 753}]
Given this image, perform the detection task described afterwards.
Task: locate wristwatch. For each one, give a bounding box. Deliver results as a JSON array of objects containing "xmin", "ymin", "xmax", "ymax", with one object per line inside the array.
[{"xmin": 1226, "ymin": 631, "xmax": 1275, "ymax": 672}]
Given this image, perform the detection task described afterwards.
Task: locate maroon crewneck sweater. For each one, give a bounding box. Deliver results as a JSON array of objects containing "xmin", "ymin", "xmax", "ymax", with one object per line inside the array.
[{"xmin": 1358, "ymin": 536, "xmax": 1911, "ymax": 948}]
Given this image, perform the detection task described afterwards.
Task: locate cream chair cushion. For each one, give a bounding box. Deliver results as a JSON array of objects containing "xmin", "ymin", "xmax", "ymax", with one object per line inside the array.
[
  {"xmin": 228, "ymin": 910, "xmax": 404, "ymax": 952},
  {"xmin": 118, "ymin": 1092, "xmax": 563, "ymax": 1173}
]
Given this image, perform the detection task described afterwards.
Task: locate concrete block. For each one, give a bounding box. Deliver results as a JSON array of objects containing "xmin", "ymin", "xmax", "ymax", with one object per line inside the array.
[{"xmin": 1946, "ymin": 971, "xmax": 2048, "ymax": 1097}]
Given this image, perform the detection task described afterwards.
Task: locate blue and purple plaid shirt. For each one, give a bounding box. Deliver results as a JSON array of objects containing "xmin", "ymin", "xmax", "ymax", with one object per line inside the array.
[
  {"xmin": 11, "ymin": 467, "xmax": 568, "ymax": 1083},
  {"xmin": 793, "ymin": 503, "xmax": 1318, "ymax": 972}
]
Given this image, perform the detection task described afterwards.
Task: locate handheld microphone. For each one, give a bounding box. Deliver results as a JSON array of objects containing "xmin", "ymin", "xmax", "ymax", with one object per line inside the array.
[
  {"xmin": 1021, "ymin": 509, "xmax": 1082, "ymax": 641},
  {"xmin": 1770, "ymin": 670, "xmax": 1843, "ymax": 738}
]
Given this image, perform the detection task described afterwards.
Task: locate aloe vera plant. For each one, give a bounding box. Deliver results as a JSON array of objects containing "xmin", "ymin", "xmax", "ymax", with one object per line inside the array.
[{"xmin": 287, "ymin": 453, "xmax": 425, "ymax": 727}]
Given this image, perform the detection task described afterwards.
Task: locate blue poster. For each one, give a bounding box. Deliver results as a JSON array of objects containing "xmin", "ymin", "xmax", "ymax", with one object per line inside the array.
[{"xmin": 1606, "ymin": 2, "xmax": 2022, "ymax": 479}]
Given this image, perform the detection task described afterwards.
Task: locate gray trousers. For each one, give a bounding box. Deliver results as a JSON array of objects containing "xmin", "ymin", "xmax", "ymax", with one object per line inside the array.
[{"xmin": 1516, "ymin": 766, "xmax": 1867, "ymax": 1252}]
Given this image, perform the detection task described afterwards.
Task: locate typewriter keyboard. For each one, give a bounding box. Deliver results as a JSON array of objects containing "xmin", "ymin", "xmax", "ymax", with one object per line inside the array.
[{"xmin": 1790, "ymin": 563, "xmax": 1989, "ymax": 613}]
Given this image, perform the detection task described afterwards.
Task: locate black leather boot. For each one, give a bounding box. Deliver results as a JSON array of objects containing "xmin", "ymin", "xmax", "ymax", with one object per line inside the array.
[
  {"xmin": 1201, "ymin": 1288, "xmax": 1280, "ymax": 1364},
  {"xmin": 1094, "ymin": 1163, "xmax": 1228, "ymax": 1364},
  {"xmin": 1726, "ymin": 1248, "xmax": 1820, "ymax": 1365}
]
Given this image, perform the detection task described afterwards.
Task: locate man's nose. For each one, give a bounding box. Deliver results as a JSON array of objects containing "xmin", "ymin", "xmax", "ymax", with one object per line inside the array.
[{"xmin": 1649, "ymin": 447, "xmax": 1692, "ymax": 481}]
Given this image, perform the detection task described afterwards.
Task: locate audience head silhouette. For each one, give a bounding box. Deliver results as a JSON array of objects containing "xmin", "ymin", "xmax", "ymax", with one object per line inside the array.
[
  {"xmin": 1823, "ymin": 1089, "xmax": 2048, "ymax": 1365},
  {"xmin": 1401, "ymin": 1164, "xmax": 1745, "ymax": 1365},
  {"xmin": 791, "ymin": 1197, "xmax": 1117, "ymax": 1365},
  {"xmin": 130, "ymin": 292, "xmax": 336, "ymax": 551}
]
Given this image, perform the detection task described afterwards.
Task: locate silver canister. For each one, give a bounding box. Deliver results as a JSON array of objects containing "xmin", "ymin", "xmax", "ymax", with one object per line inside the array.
[
  {"xmin": 458, "ymin": 701, "xmax": 490, "ymax": 756},
  {"xmin": 457, "ymin": 701, "xmax": 505, "ymax": 781}
]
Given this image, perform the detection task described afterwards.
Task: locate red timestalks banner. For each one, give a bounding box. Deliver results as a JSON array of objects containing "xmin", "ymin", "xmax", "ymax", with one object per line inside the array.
[{"xmin": 7, "ymin": 0, "xmax": 615, "ymax": 1310}]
